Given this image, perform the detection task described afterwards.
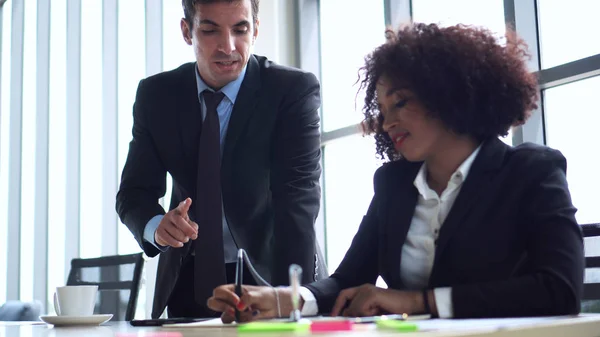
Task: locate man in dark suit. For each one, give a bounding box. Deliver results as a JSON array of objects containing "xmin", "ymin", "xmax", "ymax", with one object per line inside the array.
[{"xmin": 116, "ymin": 0, "xmax": 322, "ymax": 318}]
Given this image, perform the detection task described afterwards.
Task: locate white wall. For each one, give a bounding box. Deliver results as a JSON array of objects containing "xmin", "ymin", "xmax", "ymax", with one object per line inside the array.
[{"xmin": 253, "ymin": 0, "xmax": 297, "ymax": 67}]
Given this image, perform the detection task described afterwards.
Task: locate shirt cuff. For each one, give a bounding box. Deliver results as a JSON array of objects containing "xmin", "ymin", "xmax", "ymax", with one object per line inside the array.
[
  {"xmin": 143, "ymin": 215, "xmax": 169, "ymax": 252},
  {"xmin": 433, "ymin": 287, "xmax": 453, "ymax": 318},
  {"xmin": 299, "ymin": 287, "xmax": 318, "ymax": 316}
]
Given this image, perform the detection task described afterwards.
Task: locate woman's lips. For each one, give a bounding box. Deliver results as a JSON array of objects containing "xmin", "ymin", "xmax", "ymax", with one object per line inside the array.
[{"xmin": 393, "ymin": 133, "xmax": 408, "ymax": 147}]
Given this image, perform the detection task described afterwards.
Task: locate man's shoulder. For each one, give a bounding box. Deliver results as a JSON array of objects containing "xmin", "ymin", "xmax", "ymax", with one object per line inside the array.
[
  {"xmin": 252, "ymin": 55, "xmax": 318, "ymax": 88},
  {"xmin": 141, "ymin": 62, "xmax": 196, "ymax": 89}
]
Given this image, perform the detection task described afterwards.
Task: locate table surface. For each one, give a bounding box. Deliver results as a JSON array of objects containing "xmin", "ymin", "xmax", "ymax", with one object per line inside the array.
[{"xmin": 2, "ymin": 315, "xmax": 600, "ymax": 337}]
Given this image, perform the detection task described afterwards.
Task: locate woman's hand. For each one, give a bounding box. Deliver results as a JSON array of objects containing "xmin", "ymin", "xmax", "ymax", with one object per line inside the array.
[
  {"xmin": 207, "ymin": 285, "xmax": 298, "ymax": 323},
  {"xmin": 331, "ymin": 284, "xmax": 429, "ymax": 317}
]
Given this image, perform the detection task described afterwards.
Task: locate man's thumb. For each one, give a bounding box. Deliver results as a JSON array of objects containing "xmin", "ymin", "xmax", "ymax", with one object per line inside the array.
[{"xmin": 177, "ymin": 198, "xmax": 192, "ymax": 215}]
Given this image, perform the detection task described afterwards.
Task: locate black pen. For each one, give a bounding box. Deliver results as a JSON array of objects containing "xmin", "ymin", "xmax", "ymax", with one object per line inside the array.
[{"xmin": 235, "ymin": 249, "xmax": 243, "ymax": 322}]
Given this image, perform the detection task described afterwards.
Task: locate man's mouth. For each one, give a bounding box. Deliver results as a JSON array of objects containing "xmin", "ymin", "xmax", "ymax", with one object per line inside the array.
[{"xmin": 214, "ymin": 61, "xmax": 239, "ymax": 71}]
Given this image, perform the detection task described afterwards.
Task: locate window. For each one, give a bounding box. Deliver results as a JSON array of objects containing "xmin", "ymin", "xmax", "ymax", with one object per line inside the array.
[
  {"xmin": 118, "ymin": 0, "xmax": 146, "ymax": 255},
  {"xmin": 319, "ymin": 0, "xmax": 386, "ymax": 271},
  {"xmin": 323, "ymin": 134, "xmax": 384, "ymax": 271},
  {"xmin": 19, "ymin": 0, "xmax": 37, "ymax": 302},
  {"xmin": 412, "ymin": 0, "xmax": 506, "ymax": 36},
  {"xmin": 544, "ymin": 76, "xmax": 600, "ymax": 225},
  {"xmin": 162, "ymin": 1, "xmax": 194, "ymax": 71},
  {"xmin": 0, "ymin": 0, "xmax": 12, "ymax": 305},
  {"xmin": 79, "ymin": 0, "xmax": 103, "ymax": 259},
  {"xmin": 319, "ymin": 0, "xmax": 385, "ymax": 132},
  {"xmin": 538, "ymin": 0, "xmax": 600, "ymax": 69},
  {"xmin": 47, "ymin": 0, "xmax": 67, "ymax": 314}
]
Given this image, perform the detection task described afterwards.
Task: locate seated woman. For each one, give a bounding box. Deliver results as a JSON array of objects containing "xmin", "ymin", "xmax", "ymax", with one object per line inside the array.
[{"xmin": 207, "ymin": 23, "xmax": 584, "ymax": 321}]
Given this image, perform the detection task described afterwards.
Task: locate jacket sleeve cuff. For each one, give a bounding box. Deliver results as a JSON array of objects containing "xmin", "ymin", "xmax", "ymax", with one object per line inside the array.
[
  {"xmin": 299, "ymin": 286, "xmax": 319, "ymax": 316},
  {"xmin": 143, "ymin": 215, "xmax": 169, "ymax": 252},
  {"xmin": 434, "ymin": 287, "xmax": 454, "ymax": 318}
]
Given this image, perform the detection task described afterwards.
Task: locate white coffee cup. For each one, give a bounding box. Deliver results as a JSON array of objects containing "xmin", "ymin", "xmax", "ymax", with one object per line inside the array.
[{"xmin": 53, "ymin": 285, "xmax": 98, "ymax": 316}]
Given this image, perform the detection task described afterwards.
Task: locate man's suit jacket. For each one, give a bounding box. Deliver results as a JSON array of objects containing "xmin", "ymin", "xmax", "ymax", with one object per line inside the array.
[
  {"xmin": 116, "ymin": 55, "xmax": 323, "ymax": 318},
  {"xmin": 305, "ymin": 137, "xmax": 584, "ymax": 318}
]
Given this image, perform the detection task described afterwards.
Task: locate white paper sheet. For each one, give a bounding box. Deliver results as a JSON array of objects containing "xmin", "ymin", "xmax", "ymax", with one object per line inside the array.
[
  {"xmin": 414, "ymin": 316, "xmax": 575, "ymax": 332},
  {"xmin": 162, "ymin": 318, "xmax": 237, "ymax": 328}
]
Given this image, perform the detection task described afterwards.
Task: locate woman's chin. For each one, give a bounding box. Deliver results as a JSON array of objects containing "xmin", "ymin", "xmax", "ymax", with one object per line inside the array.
[{"xmin": 397, "ymin": 148, "xmax": 423, "ymax": 162}]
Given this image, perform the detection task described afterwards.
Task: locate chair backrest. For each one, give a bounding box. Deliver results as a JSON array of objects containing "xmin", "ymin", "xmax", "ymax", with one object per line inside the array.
[
  {"xmin": 66, "ymin": 252, "xmax": 144, "ymax": 321},
  {"xmin": 581, "ymin": 223, "xmax": 600, "ymax": 312}
]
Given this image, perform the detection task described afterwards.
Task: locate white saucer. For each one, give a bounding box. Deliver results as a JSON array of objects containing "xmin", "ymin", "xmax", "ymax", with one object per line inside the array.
[{"xmin": 39, "ymin": 314, "xmax": 113, "ymax": 326}]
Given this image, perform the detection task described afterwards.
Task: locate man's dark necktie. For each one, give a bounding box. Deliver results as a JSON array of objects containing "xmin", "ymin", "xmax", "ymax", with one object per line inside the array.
[{"xmin": 195, "ymin": 90, "xmax": 226, "ymax": 306}]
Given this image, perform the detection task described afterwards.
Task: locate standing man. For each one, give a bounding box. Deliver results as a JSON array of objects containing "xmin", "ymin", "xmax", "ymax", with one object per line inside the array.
[{"xmin": 116, "ymin": 0, "xmax": 322, "ymax": 318}]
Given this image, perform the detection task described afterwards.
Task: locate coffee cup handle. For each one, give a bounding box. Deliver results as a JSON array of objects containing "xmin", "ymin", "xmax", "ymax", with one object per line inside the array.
[{"xmin": 53, "ymin": 292, "xmax": 60, "ymax": 316}]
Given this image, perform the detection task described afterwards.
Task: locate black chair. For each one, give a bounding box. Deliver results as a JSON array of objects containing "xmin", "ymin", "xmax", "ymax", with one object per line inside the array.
[
  {"xmin": 581, "ymin": 223, "xmax": 600, "ymax": 312},
  {"xmin": 66, "ymin": 252, "xmax": 144, "ymax": 321}
]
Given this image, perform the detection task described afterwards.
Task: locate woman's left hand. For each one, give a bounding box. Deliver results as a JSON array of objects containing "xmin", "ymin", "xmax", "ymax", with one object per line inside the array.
[{"xmin": 330, "ymin": 284, "xmax": 424, "ymax": 317}]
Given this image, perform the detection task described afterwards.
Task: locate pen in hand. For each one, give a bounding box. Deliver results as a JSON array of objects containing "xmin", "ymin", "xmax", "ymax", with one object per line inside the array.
[{"xmin": 235, "ymin": 249, "xmax": 243, "ymax": 322}]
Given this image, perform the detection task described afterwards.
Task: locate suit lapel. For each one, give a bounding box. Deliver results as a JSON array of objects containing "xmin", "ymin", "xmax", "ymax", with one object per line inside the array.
[
  {"xmin": 431, "ymin": 138, "xmax": 507, "ymax": 273},
  {"xmin": 177, "ymin": 63, "xmax": 203, "ymax": 164},
  {"xmin": 221, "ymin": 55, "xmax": 261, "ymax": 178},
  {"xmin": 385, "ymin": 161, "xmax": 421, "ymax": 286}
]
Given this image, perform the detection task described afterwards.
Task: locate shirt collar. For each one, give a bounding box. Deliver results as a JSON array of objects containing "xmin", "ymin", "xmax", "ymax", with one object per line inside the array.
[
  {"xmin": 413, "ymin": 144, "xmax": 482, "ymax": 197},
  {"xmin": 195, "ymin": 64, "xmax": 247, "ymax": 104}
]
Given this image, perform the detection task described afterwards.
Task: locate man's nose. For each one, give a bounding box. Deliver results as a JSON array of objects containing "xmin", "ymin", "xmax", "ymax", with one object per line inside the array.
[{"xmin": 218, "ymin": 33, "xmax": 235, "ymax": 54}]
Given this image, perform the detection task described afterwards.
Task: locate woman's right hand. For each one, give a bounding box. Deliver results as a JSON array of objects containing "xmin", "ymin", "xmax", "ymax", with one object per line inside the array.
[{"xmin": 207, "ymin": 284, "xmax": 287, "ymax": 323}]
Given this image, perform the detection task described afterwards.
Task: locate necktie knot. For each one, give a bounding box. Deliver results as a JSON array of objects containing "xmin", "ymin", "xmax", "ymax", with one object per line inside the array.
[{"xmin": 202, "ymin": 90, "xmax": 225, "ymax": 112}]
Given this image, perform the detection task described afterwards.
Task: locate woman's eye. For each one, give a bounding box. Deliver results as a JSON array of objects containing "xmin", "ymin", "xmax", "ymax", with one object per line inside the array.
[{"xmin": 395, "ymin": 99, "xmax": 408, "ymax": 108}]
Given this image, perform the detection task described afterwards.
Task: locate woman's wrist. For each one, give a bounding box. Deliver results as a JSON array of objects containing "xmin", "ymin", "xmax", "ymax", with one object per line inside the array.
[
  {"xmin": 274, "ymin": 286, "xmax": 305, "ymax": 317},
  {"xmin": 426, "ymin": 290, "xmax": 438, "ymax": 317},
  {"xmin": 410, "ymin": 289, "xmax": 437, "ymax": 317}
]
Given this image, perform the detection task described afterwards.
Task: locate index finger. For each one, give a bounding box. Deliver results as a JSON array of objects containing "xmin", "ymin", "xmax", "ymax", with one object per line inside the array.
[
  {"xmin": 176, "ymin": 198, "xmax": 192, "ymax": 217},
  {"xmin": 211, "ymin": 284, "xmax": 241, "ymax": 307},
  {"xmin": 331, "ymin": 287, "xmax": 358, "ymax": 317},
  {"xmin": 172, "ymin": 214, "xmax": 197, "ymax": 238}
]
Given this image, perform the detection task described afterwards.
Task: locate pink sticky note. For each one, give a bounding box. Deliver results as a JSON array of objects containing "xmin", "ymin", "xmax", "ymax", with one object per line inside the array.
[{"xmin": 310, "ymin": 320, "xmax": 354, "ymax": 332}]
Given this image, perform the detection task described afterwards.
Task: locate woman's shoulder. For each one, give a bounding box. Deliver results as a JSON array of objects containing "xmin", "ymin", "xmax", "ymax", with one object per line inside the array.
[
  {"xmin": 505, "ymin": 142, "xmax": 567, "ymax": 173},
  {"xmin": 372, "ymin": 159, "xmax": 421, "ymax": 189}
]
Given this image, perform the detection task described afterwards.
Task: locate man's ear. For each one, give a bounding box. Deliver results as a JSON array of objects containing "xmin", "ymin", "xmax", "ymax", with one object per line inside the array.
[
  {"xmin": 252, "ymin": 18, "xmax": 259, "ymax": 44},
  {"xmin": 181, "ymin": 18, "xmax": 193, "ymax": 46}
]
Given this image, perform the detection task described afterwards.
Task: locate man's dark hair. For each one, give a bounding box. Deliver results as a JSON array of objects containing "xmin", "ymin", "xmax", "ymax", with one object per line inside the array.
[
  {"xmin": 360, "ymin": 23, "xmax": 538, "ymax": 161},
  {"xmin": 182, "ymin": 0, "xmax": 260, "ymax": 28}
]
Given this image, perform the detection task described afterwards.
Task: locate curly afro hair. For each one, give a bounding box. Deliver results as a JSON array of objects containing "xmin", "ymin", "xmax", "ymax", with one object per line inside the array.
[{"xmin": 360, "ymin": 23, "xmax": 539, "ymax": 161}]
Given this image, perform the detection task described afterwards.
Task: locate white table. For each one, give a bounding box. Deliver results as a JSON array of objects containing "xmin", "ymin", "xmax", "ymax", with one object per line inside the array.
[{"xmin": 2, "ymin": 315, "xmax": 600, "ymax": 337}]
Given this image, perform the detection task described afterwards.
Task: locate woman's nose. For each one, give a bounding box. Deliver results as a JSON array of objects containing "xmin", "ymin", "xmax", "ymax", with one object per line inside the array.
[{"xmin": 382, "ymin": 116, "xmax": 397, "ymax": 132}]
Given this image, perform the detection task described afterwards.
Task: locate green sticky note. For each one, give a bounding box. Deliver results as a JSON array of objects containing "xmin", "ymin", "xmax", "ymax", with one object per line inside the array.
[
  {"xmin": 238, "ymin": 321, "xmax": 311, "ymax": 333},
  {"xmin": 375, "ymin": 319, "xmax": 418, "ymax": 332}
]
